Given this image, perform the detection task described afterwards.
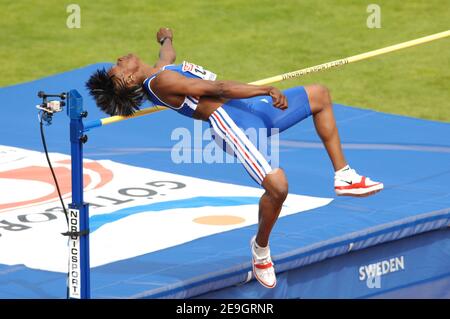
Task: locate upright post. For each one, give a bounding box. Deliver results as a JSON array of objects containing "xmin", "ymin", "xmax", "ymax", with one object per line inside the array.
[{"xmin": 66, "ymin": 89, "xmax": 90, "ymax": 299}]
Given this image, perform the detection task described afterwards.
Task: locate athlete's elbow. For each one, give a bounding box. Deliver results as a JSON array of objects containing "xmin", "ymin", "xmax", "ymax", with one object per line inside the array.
[{"xmin": 214, "ymin": 81, "xmax": 227, "ymax": 98}]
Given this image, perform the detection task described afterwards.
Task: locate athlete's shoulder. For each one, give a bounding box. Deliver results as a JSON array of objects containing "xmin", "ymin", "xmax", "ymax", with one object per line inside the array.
[{"xmin": 151, "ymin": 69, "xmax": 185, "ymax": 90}]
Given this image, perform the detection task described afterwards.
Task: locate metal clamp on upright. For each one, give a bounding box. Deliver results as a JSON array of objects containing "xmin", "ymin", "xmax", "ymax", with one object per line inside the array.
[{"xmin": 36, "ymin": 91, "xmax": 67, "ymax": 125}]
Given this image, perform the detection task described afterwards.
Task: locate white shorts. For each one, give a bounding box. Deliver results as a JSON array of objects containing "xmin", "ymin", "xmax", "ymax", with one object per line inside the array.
[{"xmin": 208, "ymin": 107, "xmax": 273, "ymax": 185}]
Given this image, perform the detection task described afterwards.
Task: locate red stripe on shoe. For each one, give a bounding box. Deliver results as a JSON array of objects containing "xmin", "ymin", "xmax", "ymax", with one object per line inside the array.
[
  {"xmin": 335, "ymin": 176, "xmax": 381, "ymax": 190},
  {"xmin": 254, "ymin": 262, "xmax": 273, "ymax": 269}
]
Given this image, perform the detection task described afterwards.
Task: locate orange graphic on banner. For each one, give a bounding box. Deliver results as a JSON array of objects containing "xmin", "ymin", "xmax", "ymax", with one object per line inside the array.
[{"xmin": 0, "ymin": 161, "xmax": 113, "ymax": 212}]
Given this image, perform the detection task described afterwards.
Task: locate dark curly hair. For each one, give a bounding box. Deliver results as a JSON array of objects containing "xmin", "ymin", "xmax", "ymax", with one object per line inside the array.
[{"xmin": 86, "ymin": 68, "xmax": 145, "ymax": 116}]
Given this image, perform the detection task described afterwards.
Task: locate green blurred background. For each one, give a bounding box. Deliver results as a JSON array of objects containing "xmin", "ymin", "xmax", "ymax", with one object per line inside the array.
[{"xmin": 1, "ymin": 0, "xmax": 449, "ymax": 121}]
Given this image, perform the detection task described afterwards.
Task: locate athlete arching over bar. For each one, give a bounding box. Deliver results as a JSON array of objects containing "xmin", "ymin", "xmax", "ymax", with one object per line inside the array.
[{"xmin": 86, "ymin": 27, "xmax": 383, "ymax": 289}]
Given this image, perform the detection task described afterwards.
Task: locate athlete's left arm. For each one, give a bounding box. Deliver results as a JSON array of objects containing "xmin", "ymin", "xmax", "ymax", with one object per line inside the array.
[{"xmin": 154, "ymin": 27, "xmax": 176, "ymax": 69}]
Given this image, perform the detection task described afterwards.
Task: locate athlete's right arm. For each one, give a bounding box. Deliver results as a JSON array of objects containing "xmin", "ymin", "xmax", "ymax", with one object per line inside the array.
[{"xmin": 153, "ymin": 70, "xmax": 288, "ymax": 109}]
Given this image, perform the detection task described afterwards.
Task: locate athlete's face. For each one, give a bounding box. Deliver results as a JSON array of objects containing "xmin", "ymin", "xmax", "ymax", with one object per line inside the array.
[{"xmin": 108, "ymin": 53, "xmax": 141, "ymax": 87}]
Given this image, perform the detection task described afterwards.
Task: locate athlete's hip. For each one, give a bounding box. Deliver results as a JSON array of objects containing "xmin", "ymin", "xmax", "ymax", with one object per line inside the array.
[{"xmin": 208, "ymin": 86, "xmax": 312, "ymax": 135}]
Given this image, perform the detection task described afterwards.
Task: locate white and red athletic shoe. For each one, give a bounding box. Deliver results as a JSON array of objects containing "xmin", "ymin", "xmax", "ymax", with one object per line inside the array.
[
  {"xmin": 335, "ymin": 166, "xmax": 384, "ymax": 197},
  {"xmin": 250, "ymin": 236, "xmax": 276, "ymax": 289}
]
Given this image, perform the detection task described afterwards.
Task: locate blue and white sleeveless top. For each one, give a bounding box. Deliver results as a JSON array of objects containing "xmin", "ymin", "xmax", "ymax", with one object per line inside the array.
[{"xmin": 143, "ymin": 61, "xmax": 217, "ymax": 118}]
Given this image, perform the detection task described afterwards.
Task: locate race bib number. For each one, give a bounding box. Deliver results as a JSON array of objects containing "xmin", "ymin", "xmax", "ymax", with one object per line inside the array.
[{"xmin": 182, "ymin": 61, "xmax": 217, "ymax": 81}]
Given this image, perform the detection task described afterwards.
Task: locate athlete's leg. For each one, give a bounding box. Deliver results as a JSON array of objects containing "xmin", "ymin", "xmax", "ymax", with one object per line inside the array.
[
  {"xmin": 257, "ymin": 168, "xmax": 288, "ymax": 247},
  {"xmin": 209, "ymin": 106, "xmax": 281, "ymax": 288},
  {"xmin": 247, "ymin": 168, "xmax": 287, "ymax": 289},
  {"xmin": 244, "ymin": 85, "xmax": 383, "ymax": 197},
  {"xmin": 305, "ymin": 84, "xmax": 347, "ymax": 171},
  {"xmin": 242, "ymin": 85, "xmax": 346, "ymax": 171}
]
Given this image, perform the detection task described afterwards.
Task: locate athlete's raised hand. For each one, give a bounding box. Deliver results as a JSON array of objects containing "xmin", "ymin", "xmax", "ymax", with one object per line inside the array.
[
  {"xmin": 269, "ymin": 87, "xmax": 288, "ymax": 110},
  {"xmin": 156, "ymin": 27, "xmax": 173, "ymax": 44}
]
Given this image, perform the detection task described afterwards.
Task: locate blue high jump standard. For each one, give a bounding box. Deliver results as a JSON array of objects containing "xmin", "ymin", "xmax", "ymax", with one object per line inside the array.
[{"xmin": 0, "ymin": 64, "xmax": 449, "ymax": 299}]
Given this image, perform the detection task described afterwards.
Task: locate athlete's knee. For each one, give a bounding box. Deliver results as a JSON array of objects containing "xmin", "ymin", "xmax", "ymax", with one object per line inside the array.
[
  {"xmin": 262, "ymin": 168, "xmax": 288, "ymax": 203},
  {"xmin": 306, "ymin": 84, "xmax": 332, "ymax": 112},
  {"xmin": 310, "ymin": 84, "xmax": 330, "ymax": 100}
]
